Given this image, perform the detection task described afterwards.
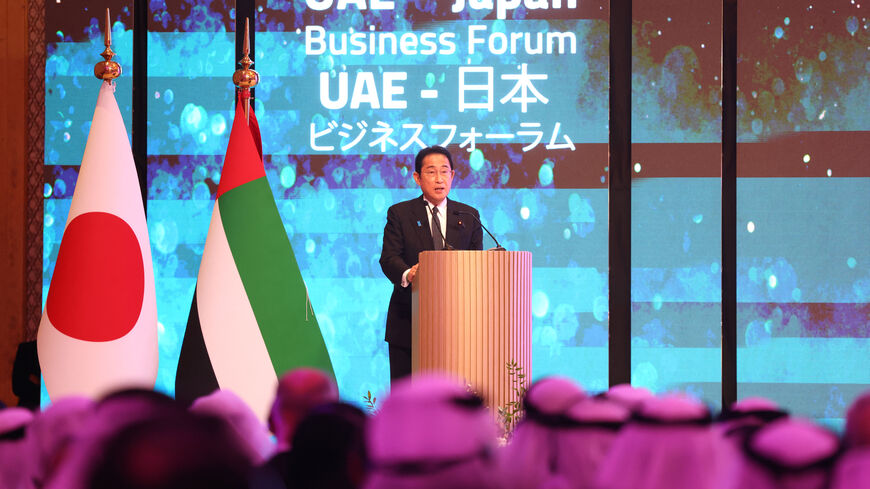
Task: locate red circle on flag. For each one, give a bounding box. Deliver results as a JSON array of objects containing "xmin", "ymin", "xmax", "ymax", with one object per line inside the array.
[{"xmin": 47, "ymin": 212, "xmax": 145, "ymax": 342}]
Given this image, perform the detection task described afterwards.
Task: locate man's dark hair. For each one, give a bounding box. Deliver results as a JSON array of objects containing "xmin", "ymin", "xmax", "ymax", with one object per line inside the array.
[
  {"xmin": 285, "ymin": 402, "xmax": 368, "ymax": 489},
  {"xmin": 88, "ymin": 412, "xmax": 253, "ymax": 489},
  {"xmin": 414, "ymin": 146, "xmax": 454, "ymax": 174}
]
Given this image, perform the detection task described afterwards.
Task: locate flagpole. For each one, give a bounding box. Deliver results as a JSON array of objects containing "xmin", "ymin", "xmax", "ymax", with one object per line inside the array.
[
  {"xmin": 94, "ymin": 8, "xmax": 121, "ymax": 84},
  {"xmin": 233, "ymin": 18, "xmax": 259, "ymax": 125}
]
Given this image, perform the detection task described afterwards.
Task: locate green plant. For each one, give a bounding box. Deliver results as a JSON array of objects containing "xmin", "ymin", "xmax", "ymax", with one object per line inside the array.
[
  {"xmin": 497, "ymin": 360, "xmax": 528, "ymax": 439},
  {"xmin": 362, "ymin": 390, "xmax": 378, "ymax": 415}
]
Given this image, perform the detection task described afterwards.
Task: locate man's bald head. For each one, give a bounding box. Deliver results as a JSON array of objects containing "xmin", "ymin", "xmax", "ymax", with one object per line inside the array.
[{"xmin": 269, "ymin": 368, "xmax": 338, "ymax": 450}]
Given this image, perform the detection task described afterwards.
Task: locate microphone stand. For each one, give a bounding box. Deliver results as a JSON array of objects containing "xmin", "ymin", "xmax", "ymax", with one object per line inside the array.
[{"xmin": 453, "ymin": 210, "xmax": 505, "ymax": 251}]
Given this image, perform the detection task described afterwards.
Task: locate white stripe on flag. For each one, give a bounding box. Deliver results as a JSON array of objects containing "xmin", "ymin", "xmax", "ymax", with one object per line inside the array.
[
  {"xmin": 196, "ymin": 200, "xmax": 278, "ymax": 422},
  {"xmin": 37, "ymin": 314, "xmax": 158, "ymax": 399}
]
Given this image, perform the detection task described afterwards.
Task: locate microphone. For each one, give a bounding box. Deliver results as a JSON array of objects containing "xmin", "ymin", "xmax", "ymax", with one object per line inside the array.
[
  {"xmin": 453, "ymin": 210, "xmax": 505, "ymax": 251},
  {"xmin": 430, "ymin": 205, "xmax": 454, "ymax": 250}
]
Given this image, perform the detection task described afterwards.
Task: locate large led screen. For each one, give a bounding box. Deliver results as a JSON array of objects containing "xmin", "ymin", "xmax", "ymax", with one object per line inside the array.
[
  {"xmin": 45, "ymin": 0, "xmax": 611, "ymax": 405},
  {"xmin": 735, "ymin": 0, "xmax": 870, "ymax": 425},
  {"xmin": 41, "ymin": 0, "xmax": 870, "ymax": 423}
]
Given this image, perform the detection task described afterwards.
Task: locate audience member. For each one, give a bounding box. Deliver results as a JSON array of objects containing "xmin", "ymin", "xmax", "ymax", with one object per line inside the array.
[
  {"xmin": 0, "ymin": 405, "xmax": 34, "ymax": 434},
  {"xmin": 0, "ymin": 407, "xmax": 35, "ymax": 489},
  {"xmin": 498, "ymin": 376, "xmax": 585, "ymax": 489},
  {"xmin": 87, "ymin": 409, "xmax": 253, "ymax": 489},
  {"xmin": 364, "ymin": 374, "xmax": 499, "ymax": 489},
  {"xmin": 500, "ymin": 377, "xmax": 626, "ymax": 489},
  {"xmin": 269, "ymin": 368, "xmax": 339, "ymax": 452},
  {"xmin": 91, "ymin": 388, "xmax": 186, "ymax": 435},
  {"xmin": 45, "ymin": 388, "xmax": 186, "ymax": 489},
  {"xmin": 716, "ymin": 397, "xmax": 790, "ymax": 476},
  {"xmin": 24, "ymin": 396, "xmax": 95, "ymax": 489},
  {"xmin": 279, "ymin": 402, "xmax": 368, "ymax": 489},
  {"xmin": 596, "ymin": 393, "xmax": 724, "ymax": 489},
  {"xmin": 559, "ymin": 397, "xmax": 630, "ymax": 487},
  {"xmin": 6, "ymin": 381, "xmax": 869, "ymax": 489},
  {"xmin": 844, "ymin": 390, "xmax": 870, "ymax": 448},
  {"xmin": 717, "ymin": 417, "xmax": 840, "ymax": 489},
  {"xmin": 830, "ymin": 446, "xmax": 870, "ymax": 489},
  {"xmin": 191, "ymin": 389, "xmax": 275, "ymax": 465},
  {"xmin": 718, "ymin": 397, "xmax": 788, "ymax": 434},
  {"xmin": 11, "ymin": 340, "xmax": 41, "ymax": 409},
  {"xmin": 831, "ymin": 390, "xmax": 870, "ymax": 488},
  {"xmin": 599, "ymin": 383, "xmax": 654, "ymax": 412}
]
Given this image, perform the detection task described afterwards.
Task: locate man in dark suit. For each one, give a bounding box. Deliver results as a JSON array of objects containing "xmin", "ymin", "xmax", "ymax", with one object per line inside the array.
[{"xmin": 379, "ymin": 146, "xmax": 483, "ymax": 382}]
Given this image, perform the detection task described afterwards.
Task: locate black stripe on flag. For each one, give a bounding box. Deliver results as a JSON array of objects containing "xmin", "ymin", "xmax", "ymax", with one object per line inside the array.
[{"xmin": 175, "ymin": 287, "xmax": 219, "ymax": 406}]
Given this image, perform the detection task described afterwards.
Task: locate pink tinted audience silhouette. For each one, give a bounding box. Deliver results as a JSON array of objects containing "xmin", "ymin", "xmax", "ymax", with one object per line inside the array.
[
  {"xmin": 596, "ymin": 394, "xmax": 724, "ymax": 489},
  {"xmin": 718, "ymin": 417, "xmax": 841, "ymax": 489},
  {"xmin": 2, "ymin": 370, "xmax": 870, "ymax": 489},
  {"xmin": 24, "ymin": 396, "xmax": 94, "ymax": 488},
  {"xmin": 500, "ymin": 377, "xmax": 635, "ymax": 489},
  {"xmin": 269, "ymin": 367, "xmax": 339, "ymax": 452},
  {"xmin": 364, "ymin": 374, "xmax": 499, "ymax": 489},
  {"xmin": 0, "ymin": 407, "xmax": 35, "ymax": 488},
  {"xmin": 190, "ymin": 389, "xmax": 275, "ymax": 465}
]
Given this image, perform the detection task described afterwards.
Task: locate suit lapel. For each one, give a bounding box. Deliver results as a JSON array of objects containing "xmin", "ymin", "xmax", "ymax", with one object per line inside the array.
[{"xmin": 413, "ymin": 196, "xmax": 434, "ymax": 251}]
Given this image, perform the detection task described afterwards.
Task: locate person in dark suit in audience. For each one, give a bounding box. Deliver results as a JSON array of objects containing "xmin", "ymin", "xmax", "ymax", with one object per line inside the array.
[
  {"xmin": 12, "ymin": 339, "xmax": 40, "ymax": 409},
  {"xmin": 379, "ymin": 146, "xmax": 483, "ymax": 382}
]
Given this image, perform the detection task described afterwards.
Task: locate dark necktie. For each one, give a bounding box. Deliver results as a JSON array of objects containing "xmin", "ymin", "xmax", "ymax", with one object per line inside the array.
[{"xmin": 431, "ymin": 206, "xmax": 443, "ymax": 250}]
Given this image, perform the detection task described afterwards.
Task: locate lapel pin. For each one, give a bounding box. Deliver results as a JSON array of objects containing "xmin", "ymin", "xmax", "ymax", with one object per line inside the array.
[{"xmin": 416, "ymin": 220, "xmax": 422, "ymax": 227}]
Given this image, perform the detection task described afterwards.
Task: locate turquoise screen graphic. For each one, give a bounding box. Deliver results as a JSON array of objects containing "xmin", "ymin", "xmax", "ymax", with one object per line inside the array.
[{"xmin": 43, "ymin": 0, "xmax": 868, "ymax": 424}]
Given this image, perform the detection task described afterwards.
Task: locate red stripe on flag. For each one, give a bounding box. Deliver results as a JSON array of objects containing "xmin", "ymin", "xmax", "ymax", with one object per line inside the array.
[
  {"xmin": 46, "ymin": 212, "xmax": 144, "ymax": 342},
  {"xmin": 216, "ymin": 96, "xmax": 266, "ymax": 198}
]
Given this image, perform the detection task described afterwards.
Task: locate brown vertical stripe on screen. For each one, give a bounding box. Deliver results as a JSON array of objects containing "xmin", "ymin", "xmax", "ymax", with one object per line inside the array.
[
  {"xmin": 133, "ymin": 0, "xmax": 148, "ymax": 212},
  {"xmin": 609, "ymin": 0, "xmax": 632, "ymax": 386},
  {"xmin": 722, "ymin": 0, "xmax": 738, "ymax": 408}
]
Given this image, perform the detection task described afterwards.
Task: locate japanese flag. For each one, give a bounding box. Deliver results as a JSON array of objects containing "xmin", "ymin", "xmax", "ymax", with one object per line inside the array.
[{"xmin": 37, "ymin": 81, "xmax": 158, "ymax": 401}]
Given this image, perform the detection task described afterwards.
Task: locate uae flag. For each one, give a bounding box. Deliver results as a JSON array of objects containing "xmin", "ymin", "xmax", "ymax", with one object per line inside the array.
[
  {"xmin": 37, "ymin": 81, "xmax": 158, "ymax": 401},
  {"xmin": 176, "ymin": 94, "xmax": 334, "ymax": 421}
]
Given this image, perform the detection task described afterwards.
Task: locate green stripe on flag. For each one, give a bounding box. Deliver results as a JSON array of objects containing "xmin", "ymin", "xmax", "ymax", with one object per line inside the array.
[{"xmin": 218, "ymin": 176, "xmax": 334, "ymax": 379}]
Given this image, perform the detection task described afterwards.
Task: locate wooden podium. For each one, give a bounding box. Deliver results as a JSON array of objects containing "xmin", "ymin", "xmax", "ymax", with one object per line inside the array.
[{"xmin": 411, "ymin": 250, "xmax": 532, "ymax": 411}]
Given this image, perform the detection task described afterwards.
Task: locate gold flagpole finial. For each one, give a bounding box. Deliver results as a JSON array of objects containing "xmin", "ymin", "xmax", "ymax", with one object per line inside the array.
[
  {"xmin": 94, "ymin": 8, "xmax": 122, "ymax": 82},
  {"xmin": 233, "ymin": 18, "xmax": 259, "ymax": 124}
]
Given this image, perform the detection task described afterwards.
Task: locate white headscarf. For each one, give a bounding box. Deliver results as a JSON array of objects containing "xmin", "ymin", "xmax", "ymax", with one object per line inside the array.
[
  {"xmin": 715, "ymin": 396, "xmax": 789, "ymax": 481},
  {"xmin": 498, "ymin": 376, "xmax": 590, "ymax": 489},
  {"xmin": 190, "ymin": 389, "xmax": 276, "ymax": 465},
  {"xmin": 0, "ymin": 407, "xmax": 36, "ymax": 489},
  {"xmin": 601, "ymin": 383, "xmax": 655, "ymax": 412},
  {"xmin": 24, "ymin": 397, "xmax": 95, "ymax": 489},
  {"xmin": 44, "ymin": 389, "xmax": 182, "ymax": 489},
  {"xmin": 364, "ymin": 374, "xmax": 499, "ymax": 489},
  {"xmin": 716, "ymin": 417, "xmax": 840, "ymax": 489},
  {"xmin": 830, "ymin": 447, "xmax": 870, "ymax": 489},
  {"xmin": 596, "ymin": 393, "xmax": 724, "ymax": 489},
  {"xmin": 501, "ymin": 383, "xmax": 629, "ymax": 489}
]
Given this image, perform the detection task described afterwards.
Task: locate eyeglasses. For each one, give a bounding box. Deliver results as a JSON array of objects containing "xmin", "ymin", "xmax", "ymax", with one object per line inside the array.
[{"xmin": 421, "ymin": 168, "xmax": 453, "ymax": 179}]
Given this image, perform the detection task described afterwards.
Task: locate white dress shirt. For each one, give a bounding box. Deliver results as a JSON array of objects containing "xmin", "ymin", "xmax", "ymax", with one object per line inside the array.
[{"xmin": 401, "ymin": 198, "xmax": 447, "ymax": 287}]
